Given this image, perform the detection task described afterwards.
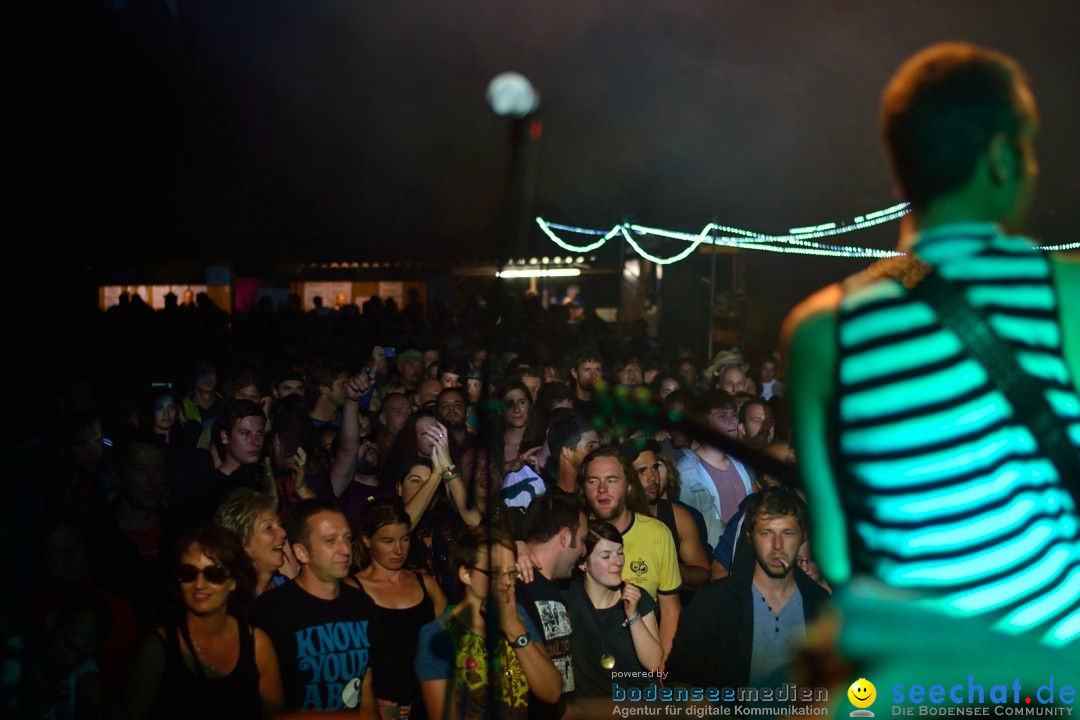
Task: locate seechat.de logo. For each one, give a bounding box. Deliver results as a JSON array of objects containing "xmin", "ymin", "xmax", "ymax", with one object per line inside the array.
[{"xmin": 849, "ymin": 678, "xmax": 878, "ymax": 717}]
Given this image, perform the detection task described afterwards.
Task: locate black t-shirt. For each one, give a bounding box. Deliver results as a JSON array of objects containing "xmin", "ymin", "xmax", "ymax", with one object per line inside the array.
[
  {"xmin": 184, "ymin": 464, "xmax": 266, "ymax": 530},
  {"xmin": 562, "ymin": 582, "xmax": 657, "ymax": 698},
  {"xmin": 572, "ymin": 396, "xmax": 600, "ymax": 424},
  {"xmin": 252, "ymin": 581, "xmax": 377, "ymax": 712},
  {"xmin": 516, "ymin": 573, "xmax": 573, "ymax": 720}
]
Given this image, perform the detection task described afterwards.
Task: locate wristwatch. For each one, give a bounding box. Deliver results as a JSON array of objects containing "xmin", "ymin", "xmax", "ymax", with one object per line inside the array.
[{"xmin": 511, "ymin": 633, "xmax": 530, "ymax": 649}]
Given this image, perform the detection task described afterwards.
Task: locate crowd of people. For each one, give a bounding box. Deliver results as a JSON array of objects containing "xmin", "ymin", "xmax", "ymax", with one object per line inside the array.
[
  {"xmin": 14, "ymin": 279, "xmax": 824, "ymax": 719},
  {"xmin": 12, "ymin": 39, "xmax": 1080, "ymax": 720}
]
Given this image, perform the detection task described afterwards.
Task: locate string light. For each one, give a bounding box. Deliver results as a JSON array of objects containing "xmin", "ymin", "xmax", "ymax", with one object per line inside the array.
[
  {"xmin": 537, "ymin": 202, "xmax": 1074, "ymax": 263},
  {"xmin": 537, "ymin": 220, "xmax": 614, "ymax": 253},
  {"xmin": 617, "ymin": 225, "xmax": 708, "ymax": 265},
  {"xmin": 536, "ymin": 201, "xmax": 913, "ymax": 263},
  {"xmin": 1035, "ymin": 241, "xmax": 1080, "ymax": 251}
]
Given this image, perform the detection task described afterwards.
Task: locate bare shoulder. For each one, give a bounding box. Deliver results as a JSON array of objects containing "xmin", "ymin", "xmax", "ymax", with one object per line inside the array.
[
  {"xmin": 1050, "ymin": 252, "xmax": 1080, "ymax": 285},
  {"xmin": 670, "ymin": 502, "xmax": 695, "ymax": 528},
  {"xmin": 670, "ymin": 504, "xmax": 704, "ymax": 546},
  {"xmin": 129, "ymin": 628, "xmax": 167, "ymax": 678},
  {"xmin": 781, "ymin": 283, "xmax": 842, "ymax": 344},
  {"xmin": 1050, "ymin": 253, "xmax": 1080, "ymax": 322},
  {"xmin": 1050, "ymin": 251, "xmax": 1080, "ymax": 267},
  {"xmin": 253, "ymin": 626, "xmax": 273, "ymax": 647},
  {"xmin": 781, "ymin": 283, "xmax": 843, "ymax": 370},
  {"xmin": 1050, "ymin": 253, "xmax": 1080, "ymax": 383},
  {"xmin": 421, "ymin": 572, "xmax": 448, "ymax": 604},
  {"xmin": 139, "ymin": 629, "xmax": 167, "ymax": 659}
]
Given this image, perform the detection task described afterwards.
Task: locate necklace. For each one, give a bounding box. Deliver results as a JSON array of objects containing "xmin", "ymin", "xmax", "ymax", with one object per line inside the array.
[{"xmin": 189, "ymin": 633, "xmax": 219, "ymax": 676}]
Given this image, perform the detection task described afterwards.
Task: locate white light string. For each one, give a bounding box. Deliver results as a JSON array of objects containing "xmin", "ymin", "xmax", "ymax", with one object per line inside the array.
[{"xmin": 536, "ymin": 202, "xmax": 915, "ymax": 263}]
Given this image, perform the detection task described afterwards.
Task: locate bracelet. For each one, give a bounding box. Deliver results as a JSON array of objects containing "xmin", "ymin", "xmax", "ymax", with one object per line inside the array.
[{"xmin": 622, "ymin": 613, "xmax": 641, "ymax": 628}]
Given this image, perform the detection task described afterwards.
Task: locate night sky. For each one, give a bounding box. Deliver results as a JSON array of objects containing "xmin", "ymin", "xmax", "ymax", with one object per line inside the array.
[{"xmin": 8, "ymin": 0, "xmax": 1080, "ymax": 428}]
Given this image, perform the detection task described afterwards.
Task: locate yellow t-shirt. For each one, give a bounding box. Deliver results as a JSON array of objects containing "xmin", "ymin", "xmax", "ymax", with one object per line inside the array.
[{"xmin": 620, "ymin": 512, "xmax": 682, "ymax": 598}]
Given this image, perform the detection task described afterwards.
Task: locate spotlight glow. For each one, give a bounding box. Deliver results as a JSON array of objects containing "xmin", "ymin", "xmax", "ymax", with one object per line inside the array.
[{"xmin": 497, "ymin": 268, "xmax": 581, "ymax": 279}]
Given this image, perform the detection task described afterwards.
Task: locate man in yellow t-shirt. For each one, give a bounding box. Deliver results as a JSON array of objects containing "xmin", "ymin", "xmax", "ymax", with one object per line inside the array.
[{"xmin": 578, "ymin": 447, "xmax": 682, "ymax": 657}]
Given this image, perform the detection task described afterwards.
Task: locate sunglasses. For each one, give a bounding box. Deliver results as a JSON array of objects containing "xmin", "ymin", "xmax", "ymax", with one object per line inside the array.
[{"xmin": 177, "ymin": 564, "xmax": 231, "ymax": 584}]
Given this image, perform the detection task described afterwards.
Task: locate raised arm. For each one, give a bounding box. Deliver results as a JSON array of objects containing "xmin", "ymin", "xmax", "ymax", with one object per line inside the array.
[
  {"xmin": 431, "ymin": 422, "xmax": 483, "ymax": 526},
  {"xmin": 781, "ymin": 283, "xmax": 850, "ymax": 584},
  {"xmin": 330, "ymin": 373, "xmax": 373, "ymax": 497},
  {"xmin": 498, "ymin": 585, "xmax": 562, "ymax": 704},
  {"xmin": 402, "ymin": 467, "xmax": 442, "ymax": 531},
  {"xmin": 622, "ymin": 583, "xmax": 663, "ymax": 671}
]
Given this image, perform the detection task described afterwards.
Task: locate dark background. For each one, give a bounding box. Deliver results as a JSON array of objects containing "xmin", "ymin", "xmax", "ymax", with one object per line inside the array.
[{"xmin": 7, "ymin": 0, "xmax": 1079, "ymax": 433}]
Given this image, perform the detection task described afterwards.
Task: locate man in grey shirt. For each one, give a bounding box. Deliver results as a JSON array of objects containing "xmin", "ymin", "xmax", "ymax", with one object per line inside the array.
[{"xmin": 667, "ymin": 488, "xmax": 830, "ymax": 689}]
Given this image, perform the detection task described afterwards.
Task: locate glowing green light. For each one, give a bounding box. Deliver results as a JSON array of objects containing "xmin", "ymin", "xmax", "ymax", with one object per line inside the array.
[
  {"xmin": 875, "ymin": 523, "xmax": 1054, "ymax": 587},
  {"xmin": 872, "ymin": 468, "xmax": 1023, "ymax": 521},
  {"xmin": 1044, "ymin": 610, "xmax": 1080, "ymax": 646},
  {"xmin": 999, "ymin": 561, "xmax": 1080, "ymax": 630}
]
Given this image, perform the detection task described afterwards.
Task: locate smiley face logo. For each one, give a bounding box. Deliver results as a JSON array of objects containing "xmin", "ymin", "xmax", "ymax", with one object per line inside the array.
[{"xmin": 848, "ymin": 678, "xmax": 876, "ymax": 716}]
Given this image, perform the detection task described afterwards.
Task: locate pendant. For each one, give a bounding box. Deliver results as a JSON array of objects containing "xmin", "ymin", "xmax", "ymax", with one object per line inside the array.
[{"xmin": 600, "ymin": 653, "xmax": 615, "ymax": 669}]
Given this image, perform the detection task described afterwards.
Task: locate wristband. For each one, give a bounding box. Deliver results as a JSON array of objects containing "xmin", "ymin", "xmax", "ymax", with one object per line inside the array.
[
  {"xmin": 441, "ymin": 464, "xmax": 457, "ymax": 479},
  {"xmin": 622, "ymin": 613, "xmax": 641, "ymax": 628}
]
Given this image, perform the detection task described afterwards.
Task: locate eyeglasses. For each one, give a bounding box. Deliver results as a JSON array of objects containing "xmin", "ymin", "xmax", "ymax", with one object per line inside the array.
[
  {"xmin": 796, "ymin": 557, "xmax": 811, "ymax": 566},
  {"xmin": 470, "ymin": 566, "xmax": 521, "ymax": 582},
  {"xmin": 177, "ymin": 564, "xmax": 231, "ymax": 584}
]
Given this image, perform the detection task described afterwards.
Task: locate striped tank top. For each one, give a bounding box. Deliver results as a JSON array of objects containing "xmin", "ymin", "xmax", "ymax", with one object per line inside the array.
[{"xmin": 836, "ymin": 222, "xmax": 1080, "ymax": 647}]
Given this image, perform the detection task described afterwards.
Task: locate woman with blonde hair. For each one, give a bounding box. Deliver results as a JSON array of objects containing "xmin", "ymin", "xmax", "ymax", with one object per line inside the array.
[{"xmin": 214, "ymin": 488, "xmax": 298, "ymax": 596}]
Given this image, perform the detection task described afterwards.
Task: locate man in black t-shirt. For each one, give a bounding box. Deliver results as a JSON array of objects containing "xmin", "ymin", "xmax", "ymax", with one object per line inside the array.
[
  {"xmin": 569, "ymin": 347, "xmax": 604, "ymax": 422},
  {"xmin": 541, "ymin": 410, "xmax": 601, "ymax": 498},
  {"xmin": 515, "ymin": 493, "xmax": 589, "ymax": 720},
  {"xmin": 253, "ymin": 498, "xmax": 378, "ymax": 714}
]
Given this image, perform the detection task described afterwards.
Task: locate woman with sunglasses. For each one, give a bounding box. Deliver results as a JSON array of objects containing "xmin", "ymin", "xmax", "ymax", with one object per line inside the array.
[
  {"xmin": 344, "ymin": 499, "xmax": 447, "ymax": 719},
  {"xmin": 562, "ymin": 521, "xmax": 662, "ymax": 702},
  {"xmin": 123, "ymin": 526, "xmax": 283, "ymax": 719},
  {"xmin": 414, "ymin": 525, "xmax": 560, "ymax": 719}
]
